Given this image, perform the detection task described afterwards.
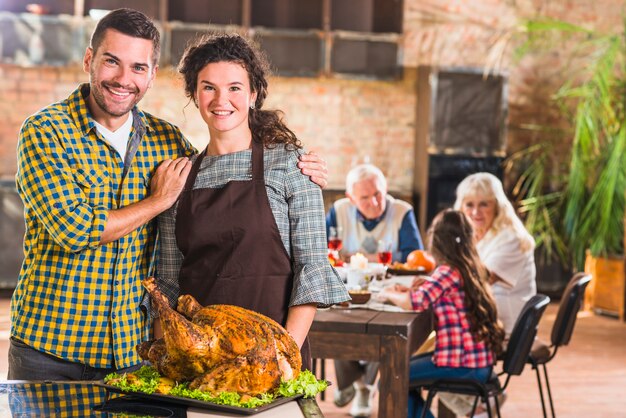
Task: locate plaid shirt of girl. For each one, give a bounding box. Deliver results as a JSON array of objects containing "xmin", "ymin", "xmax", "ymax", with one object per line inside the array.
[{"xmin": 411, "ymin": 265, "xmax": 495, "ymax": 368}]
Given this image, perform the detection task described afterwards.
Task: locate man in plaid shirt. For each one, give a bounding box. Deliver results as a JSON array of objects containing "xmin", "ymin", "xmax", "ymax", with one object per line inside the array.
[{"xmin": 9, "ymin": 8, "xmax": 327, "ymax": 381}]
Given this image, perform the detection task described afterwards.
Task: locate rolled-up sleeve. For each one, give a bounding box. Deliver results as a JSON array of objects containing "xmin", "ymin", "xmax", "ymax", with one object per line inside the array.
[
  {"xmin": 284, "ymin": 151, "xmax": 349, "ymax": 308},
  {"xmin": 17, "ymin": 119, "xmax": 108, "ymax": 253},
  {"xmin": 155, "ymin": 203, "xmax": 184, "ymax": 311}
]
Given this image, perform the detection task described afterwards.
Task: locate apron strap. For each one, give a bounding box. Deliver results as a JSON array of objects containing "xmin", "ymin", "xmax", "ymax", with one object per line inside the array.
[
  {"xmin": 183, "ymin": 148, "xmax": 206, "ymax": 193},
  {"xmin": 251, "ymin": 139, "xmax": 264, "ymax": 183}
]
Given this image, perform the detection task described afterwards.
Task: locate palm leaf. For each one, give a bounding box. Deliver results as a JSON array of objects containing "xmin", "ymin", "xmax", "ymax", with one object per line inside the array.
[{"xmin": 512, "ymin": 17, "xmax": 626, "ymax": 270}]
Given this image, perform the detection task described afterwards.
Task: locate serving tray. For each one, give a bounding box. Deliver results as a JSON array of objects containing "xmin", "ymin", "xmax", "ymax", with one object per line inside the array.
[
  {"xmin": 386, "ymin": 267, "xmax": 429, "ymax": 276},
  {"xmin": 96, "ymin": 381, "xmax": 303, "ymax": 416}
]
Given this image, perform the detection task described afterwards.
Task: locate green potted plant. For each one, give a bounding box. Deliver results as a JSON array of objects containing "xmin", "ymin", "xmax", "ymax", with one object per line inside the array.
[{"xmin": 511, "ymin": 18, "xmax": 626, "ymax": 318}]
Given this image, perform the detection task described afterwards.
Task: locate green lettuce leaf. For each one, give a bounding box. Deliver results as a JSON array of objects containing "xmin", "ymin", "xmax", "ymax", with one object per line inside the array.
[{"xmin": 104, "ymin": 366, "xmax": 328, "ymax": 408}]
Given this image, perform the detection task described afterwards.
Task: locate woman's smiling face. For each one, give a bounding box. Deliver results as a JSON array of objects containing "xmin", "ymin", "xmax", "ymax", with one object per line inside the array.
[
  {"xmin": 195, "ymin": 61, "xmax": 256, "ymax": 136},
  {"xmin": 460, "ymin": 194, "xmax": 497, "ymax": 239}
]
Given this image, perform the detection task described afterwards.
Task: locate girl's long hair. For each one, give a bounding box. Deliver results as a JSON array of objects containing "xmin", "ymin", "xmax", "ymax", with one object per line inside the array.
[
  {"xmin": 429, "ymin": 209, "xmax": 505, "ymax": 356},
  {"xmin": 178, "ymin": 33, "xmax": 301, "ymax": 150}
]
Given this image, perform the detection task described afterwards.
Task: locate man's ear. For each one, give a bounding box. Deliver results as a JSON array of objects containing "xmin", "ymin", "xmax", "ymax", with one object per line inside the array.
[
  {"xmin": 346, "ymin": 192, "xmax": 356, "ymax": 206},
  {"xmin": 147, "ymin": 64, "xmax": 159, "ymax": 90},
  {"xmin": 83, "ymin": 47, "xmax": 93, "ymax": 73}
]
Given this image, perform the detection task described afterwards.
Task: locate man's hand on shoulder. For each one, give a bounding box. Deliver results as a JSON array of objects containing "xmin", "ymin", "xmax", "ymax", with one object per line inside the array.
[
  {"xmin": 100, "ymin": 157, "xmax": 192, "ymax": 244},
  {"xmin": 149, "ymin": 157, "xmax": 192, "ymax": 211},
  {"xmin": 298, "ymin": 151, "xmax": 328, "ymax": 189}
]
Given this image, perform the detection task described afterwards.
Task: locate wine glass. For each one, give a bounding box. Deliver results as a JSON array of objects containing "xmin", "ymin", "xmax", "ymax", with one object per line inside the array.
[
  {"xmin": 328, "ymin": 226, "xmax": 343, "ymax": 251},
  {"xmin": 377, "ymin": 240, "xmax": 392, "ymax": 266}
]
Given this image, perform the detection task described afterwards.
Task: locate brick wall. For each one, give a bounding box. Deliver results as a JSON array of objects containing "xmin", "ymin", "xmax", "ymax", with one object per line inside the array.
[{"xmin": 1, "ymin": 0, "xmax": 624, "ymax": 195}]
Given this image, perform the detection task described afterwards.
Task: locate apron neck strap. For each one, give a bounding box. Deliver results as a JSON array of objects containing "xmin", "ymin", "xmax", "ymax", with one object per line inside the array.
[
  {"xmin": 251, "ymin": 138, "xmax": 264, "ymax": 181},
  {"xmin": 183, "ymin": 147, "xmax": 207, "ymax": 192}
]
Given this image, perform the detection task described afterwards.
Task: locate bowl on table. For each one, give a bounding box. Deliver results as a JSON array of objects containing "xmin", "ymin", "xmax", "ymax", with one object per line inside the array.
[{"xmin": 348, "ymin": 290, "xmax": 372, "ymax": 304}]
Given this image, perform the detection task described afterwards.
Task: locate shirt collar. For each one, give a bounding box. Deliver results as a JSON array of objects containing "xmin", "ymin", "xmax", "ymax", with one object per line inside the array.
[
  {"xmin": 356, "ymin": 199, "xmax": 391, "ymax": 231},
  {"xmin": 70, "ymin": 84, "xmax": 150, "ymax": 136}
]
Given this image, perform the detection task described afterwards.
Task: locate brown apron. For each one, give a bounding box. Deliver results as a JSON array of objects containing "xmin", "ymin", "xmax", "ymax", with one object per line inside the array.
[{"xmin": 175, "ymin": 139, "xmax": 310, "ymax": 369}]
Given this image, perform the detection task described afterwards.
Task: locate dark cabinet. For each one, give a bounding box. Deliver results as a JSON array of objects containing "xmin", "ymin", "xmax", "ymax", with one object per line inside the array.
[
  {"xmin": 426, "ymin": 155, "xmax": 504, "ymax": 226},
  {"xmin": 413, "ymin": 66, "xmax": 508, "ymax": 230}
]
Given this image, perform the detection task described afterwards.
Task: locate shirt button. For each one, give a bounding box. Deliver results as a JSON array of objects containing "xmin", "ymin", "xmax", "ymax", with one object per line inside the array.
[
  {"xmin": 115, "ymin": 280, "xmax": 119, "ymax": 285},
  {"xmin": 112, "ymin": 313, "xmax": 117, "ymax": 319}
]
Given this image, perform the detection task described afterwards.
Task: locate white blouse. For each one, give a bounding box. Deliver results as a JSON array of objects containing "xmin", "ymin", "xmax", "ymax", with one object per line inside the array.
[{"xmin": 476, "ymin": 226, "xmax": 537, "ymax": 336}]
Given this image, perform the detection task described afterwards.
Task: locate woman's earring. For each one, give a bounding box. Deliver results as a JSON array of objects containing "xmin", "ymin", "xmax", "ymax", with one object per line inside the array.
[{"xmin": 250, "ymin": 103, "xmax": 255, "ymax": 110}]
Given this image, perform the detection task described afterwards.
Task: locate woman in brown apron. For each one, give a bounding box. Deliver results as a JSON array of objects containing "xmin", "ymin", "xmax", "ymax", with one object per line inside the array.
[{"xmin": 154, "ymin": 34, "xmax": 349, "ymax": 370}]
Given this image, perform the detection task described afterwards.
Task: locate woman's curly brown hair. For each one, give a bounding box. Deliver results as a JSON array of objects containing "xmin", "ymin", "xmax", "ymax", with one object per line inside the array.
[
  {"xmin": 177, "ymin": 33, "xmax": 301, "ymax": 150},
  {"xmin": 428, "ymin": 209, "xmax": 505, "ymax": 356}
]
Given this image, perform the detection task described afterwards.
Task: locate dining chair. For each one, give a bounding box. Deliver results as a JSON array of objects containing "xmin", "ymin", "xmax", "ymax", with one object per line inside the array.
[
  {"xmin": 528, "ymin": 272, "xmax": 592, "ymax": 418},
  {"xmin": 410, "ymin": 294, "xmax": 551, "ymax": 418}
]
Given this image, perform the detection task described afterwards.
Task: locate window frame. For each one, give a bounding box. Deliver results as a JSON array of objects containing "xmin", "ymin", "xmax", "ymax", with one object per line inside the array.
[{"xmin": 1, "ymin": 0, "xmax": 403, "ymax": 80}]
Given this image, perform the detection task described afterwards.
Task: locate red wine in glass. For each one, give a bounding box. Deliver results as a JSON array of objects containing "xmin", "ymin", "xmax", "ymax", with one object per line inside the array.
[
  {"xmin": 328, "ymin": 238, "xmax": 343, "ymax": 251},
  {"xmin": 377, "ymin": 251, "xmax": 392, "ymax": 265}
]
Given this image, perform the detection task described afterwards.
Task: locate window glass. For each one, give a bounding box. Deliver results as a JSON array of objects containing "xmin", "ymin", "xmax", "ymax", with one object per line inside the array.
[
  {"xmin": 331, "ymin": 38, "xmax": 399, "ymax": 79},
  {"xmin": 255, "ymin": 33, "xmax": 322, "ymax": 77},
  {"xmin": 86, "ymin": 0, "xmax": 160, "ymax": 19},
  {"xmin": 168, "ymin": 0, "xmax": 243, "ymax": 25},
  {"xmin": 331, "ymin": 0, "xmax": 402, "ymax": 33},
  {"xmin": 252, "ymin": 0, "xmax": 322, "ymax": 29}
]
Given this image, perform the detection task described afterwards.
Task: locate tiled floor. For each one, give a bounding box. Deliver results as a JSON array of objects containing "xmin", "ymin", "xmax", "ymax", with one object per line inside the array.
[{"xmin": 0, "ymin": 295, "xmax": 624, "ymax": 417}]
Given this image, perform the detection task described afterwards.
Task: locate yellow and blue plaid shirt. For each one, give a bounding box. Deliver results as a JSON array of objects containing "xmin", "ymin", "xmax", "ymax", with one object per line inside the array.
[{"xmin": 12, "ymin": 84, "xmax": 195, "ymax": 369}]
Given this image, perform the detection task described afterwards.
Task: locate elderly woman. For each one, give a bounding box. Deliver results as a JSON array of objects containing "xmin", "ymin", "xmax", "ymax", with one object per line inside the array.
[
  {"xmin": 453, "ymin": 172, "xmax": 537, "ymax": 337},
  {"xmin": 438, "ymin": 172, "xmax": 537, "ymax": 417}
]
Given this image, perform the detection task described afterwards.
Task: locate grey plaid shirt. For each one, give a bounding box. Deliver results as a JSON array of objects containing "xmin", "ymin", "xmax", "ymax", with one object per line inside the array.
[{"xmin": 156, "ymin": 145, "xmax": 349, "ymax": 310}]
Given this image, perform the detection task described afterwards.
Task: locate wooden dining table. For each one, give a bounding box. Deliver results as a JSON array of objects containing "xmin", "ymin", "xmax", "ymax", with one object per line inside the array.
[{"xmin": 309, "ymin": 307, "xmax": 434, "ymax": 418}]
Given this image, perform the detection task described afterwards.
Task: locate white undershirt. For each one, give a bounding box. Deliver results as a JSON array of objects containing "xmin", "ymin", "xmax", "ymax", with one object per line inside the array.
[{"xmin": 93, "ymin": 113, "xmax": 133, "ymax": 161}]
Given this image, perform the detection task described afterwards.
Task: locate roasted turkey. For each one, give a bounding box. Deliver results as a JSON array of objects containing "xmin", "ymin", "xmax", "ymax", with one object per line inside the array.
[{"xmin": 138, "ymin": 277, "xmax": 302, "ymax": 396}]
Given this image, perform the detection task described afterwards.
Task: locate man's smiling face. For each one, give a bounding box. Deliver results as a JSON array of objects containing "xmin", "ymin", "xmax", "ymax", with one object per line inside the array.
[{"xmin": 83, "ymin": 29, "xmax": 157, "ymax": 129}]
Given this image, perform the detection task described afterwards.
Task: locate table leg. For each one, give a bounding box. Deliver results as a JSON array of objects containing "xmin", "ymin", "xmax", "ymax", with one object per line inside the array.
[{"xmin": 378, "ymin": 334, "xmax": 410, "ymax": 418}]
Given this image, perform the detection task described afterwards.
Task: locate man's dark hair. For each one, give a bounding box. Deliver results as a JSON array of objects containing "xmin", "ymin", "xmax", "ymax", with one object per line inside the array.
[{"xmin": 90, "ymin": 8, "xmax": 161, "ymax": 66}]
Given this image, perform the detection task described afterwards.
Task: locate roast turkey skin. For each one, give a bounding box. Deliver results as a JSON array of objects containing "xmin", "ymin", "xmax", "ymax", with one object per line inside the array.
[{"xmin": 138, "ymin": 277, "xmax": 302, "ymax": 396}]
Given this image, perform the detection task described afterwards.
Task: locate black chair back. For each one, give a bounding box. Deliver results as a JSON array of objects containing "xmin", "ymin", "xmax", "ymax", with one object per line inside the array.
[
  {"xmin": 503, "ymin": 294, "xmax": 550, "ymax": 376},
  {"xmin": 550, "ymin": 273, "xmax": 591, "ymax": 347}
]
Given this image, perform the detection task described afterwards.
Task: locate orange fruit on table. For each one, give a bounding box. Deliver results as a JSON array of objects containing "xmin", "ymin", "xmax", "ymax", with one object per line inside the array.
[{"xmin": 406, "ymin": 250, "xmax": 436, "ymax": 273}]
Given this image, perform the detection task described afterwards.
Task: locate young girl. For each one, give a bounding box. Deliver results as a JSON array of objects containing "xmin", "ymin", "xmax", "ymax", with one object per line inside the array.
[{"xmin": 377, "ymin": 209, "xmax": 504, "ymax": 418}]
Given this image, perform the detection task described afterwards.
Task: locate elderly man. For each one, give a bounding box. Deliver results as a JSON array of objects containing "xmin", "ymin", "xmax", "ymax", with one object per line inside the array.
[
  {"xmin": 326, "ymin": 164, "xmax": 423, "ymax": 417},
  {"xmin": 327, "ymin": 163, "xmax": 423, "ymax": 264}
]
